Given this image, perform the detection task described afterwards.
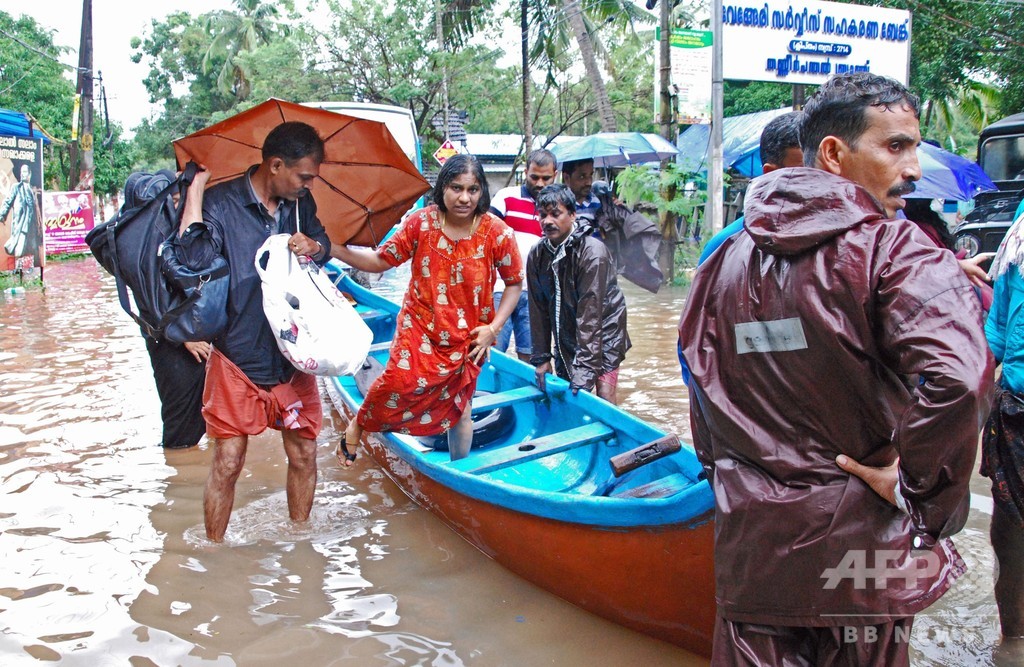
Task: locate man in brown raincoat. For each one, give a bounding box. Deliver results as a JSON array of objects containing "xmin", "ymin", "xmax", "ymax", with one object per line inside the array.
[{"xmin": 679, "ymin": 72, "xmax": 994, "ymax": 664}]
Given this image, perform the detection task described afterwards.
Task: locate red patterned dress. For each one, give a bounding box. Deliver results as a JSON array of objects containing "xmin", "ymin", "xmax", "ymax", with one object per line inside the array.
[{"xmin": 356, "ymin": 205, "xmax": 524, "ymax": 435}]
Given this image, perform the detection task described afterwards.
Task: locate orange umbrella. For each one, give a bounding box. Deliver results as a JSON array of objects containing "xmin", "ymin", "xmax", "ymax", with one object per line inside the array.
[{"xmin": 172, "ymin": 98, "xmax": 431, "ymax": 247}]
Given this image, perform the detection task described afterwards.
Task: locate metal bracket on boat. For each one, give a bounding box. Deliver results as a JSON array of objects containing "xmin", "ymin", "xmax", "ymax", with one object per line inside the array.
[{"xmin": 609, "ymin": 434, "xmax": 681, "ymax": 477}]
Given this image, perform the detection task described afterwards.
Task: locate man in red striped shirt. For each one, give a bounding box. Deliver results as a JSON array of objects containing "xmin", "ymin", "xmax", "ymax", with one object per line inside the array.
[{"xmin": 489, "ymin": 149, "xmax": 557, "ymax": 360}]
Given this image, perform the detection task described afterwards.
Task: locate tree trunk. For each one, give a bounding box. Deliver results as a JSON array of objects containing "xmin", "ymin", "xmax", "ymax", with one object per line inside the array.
[
  {"xmin": 521, "ymin": 0, "xmax": 533, "ymax": 158},
  {"xmin": 563, "ymin": 0, "xmax": 617, "ymax": 132}
]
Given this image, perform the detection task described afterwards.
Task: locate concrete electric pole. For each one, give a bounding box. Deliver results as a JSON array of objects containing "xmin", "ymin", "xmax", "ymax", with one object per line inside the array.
[{"xmin": 68, "ymin": 0, "xmax": 94, "ymax": 192}]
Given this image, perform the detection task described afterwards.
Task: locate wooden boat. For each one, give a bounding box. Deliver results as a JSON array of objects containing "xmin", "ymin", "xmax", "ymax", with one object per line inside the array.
[{"xmin": 323, "ymin": 267, "xmax": 716, "ymax": 656}]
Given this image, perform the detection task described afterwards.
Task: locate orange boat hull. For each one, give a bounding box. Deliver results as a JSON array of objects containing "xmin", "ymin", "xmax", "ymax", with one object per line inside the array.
[{"xmin": 359, "ymin": 427, "xmax": 716, "ymax": 657}]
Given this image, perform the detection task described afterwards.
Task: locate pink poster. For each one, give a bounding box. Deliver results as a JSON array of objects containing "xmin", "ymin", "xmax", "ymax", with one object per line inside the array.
[{"xmin": 43, "ymin": 191, "xmax": 95, "ymax": 256}]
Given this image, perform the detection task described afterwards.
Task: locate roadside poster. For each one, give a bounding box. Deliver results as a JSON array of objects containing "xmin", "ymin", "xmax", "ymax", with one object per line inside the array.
[
  {"xmin": 654, "ymin": 28, "xmax": 713, "ymax": 125},
  {"xmin": 433, "ymin": 140, "xmax": 460, "ymax": 166},
  {"xmin": 43, "ymin": 191, "xmax": 94, "ymax": 256},
  {"xmin": 721, "ymin": 0, "xmax": 911, "ymax": 86},
  {"xmin": 0, "ymin": 134, "xmax": 45, "ymax": 273}
]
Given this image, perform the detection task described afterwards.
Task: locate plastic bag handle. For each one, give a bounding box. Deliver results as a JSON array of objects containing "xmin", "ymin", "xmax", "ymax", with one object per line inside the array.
[{"xmin": 255, "ymin": 234, "xmax": 297, "ymax": 285}]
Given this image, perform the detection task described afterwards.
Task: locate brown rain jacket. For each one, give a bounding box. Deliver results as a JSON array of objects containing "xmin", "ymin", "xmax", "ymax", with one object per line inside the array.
[
  {"xmin": 527, "ymin": 226, "xmax": 631, "ymax": 391},
  {"xmin": 679, "ymin": 167, "xmax": 994, "ymax": 626}
]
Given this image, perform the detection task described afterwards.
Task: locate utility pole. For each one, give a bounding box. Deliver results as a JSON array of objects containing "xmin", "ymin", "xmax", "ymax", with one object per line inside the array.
[
  {"xmin": 704, "ymin": 0, "xmax": 724, "ymax": 236},
  {"xmin": 521, "ymin": 0, "xmax": 533, "ymax": 163},
  {"xmin": 657, "ymin": 0, "xmax": 677, "ymax": 281},
  {"xmin": 793, "ymin": 84, "xmax": 806, "ymax": 110},
  {"xmin": 68, "ymin": 0, "xmax": 94, "ymax": 192},
  {"xmin": 657, "ymin": 0, "xmax": 673, "ymax": 142},
  {"xmin": 435, "ymin": 0, "xmax": 450, "ymax": 144}
]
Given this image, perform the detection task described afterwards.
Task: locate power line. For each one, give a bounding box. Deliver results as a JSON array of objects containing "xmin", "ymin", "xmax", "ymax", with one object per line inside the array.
[{"xmin": 0, "ymin": 25, "xmax": 83, "ymax": 72}]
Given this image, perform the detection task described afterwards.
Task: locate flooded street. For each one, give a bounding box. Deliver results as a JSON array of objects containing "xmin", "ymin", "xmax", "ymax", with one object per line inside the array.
[{"xmin": 0, "ymin": 257, "xmax": 1016, "ymax": 665}]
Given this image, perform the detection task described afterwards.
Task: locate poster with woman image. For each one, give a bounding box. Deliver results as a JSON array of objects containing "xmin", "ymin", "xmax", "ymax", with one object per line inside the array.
[{"xmin": 0, "ymin": 135, "xmax": 45, "ymax": 272}]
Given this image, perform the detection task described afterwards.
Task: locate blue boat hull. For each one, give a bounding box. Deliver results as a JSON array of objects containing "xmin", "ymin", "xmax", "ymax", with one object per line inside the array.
[{"xmin": 324, "ymin": 267, "xmax": 716, "ymax": 655}]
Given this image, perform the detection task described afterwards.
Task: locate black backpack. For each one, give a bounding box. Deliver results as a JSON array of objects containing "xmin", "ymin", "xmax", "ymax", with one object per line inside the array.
[{"xmin": 86, "ymin": 163, "xmax": 228, "ymax": 342}]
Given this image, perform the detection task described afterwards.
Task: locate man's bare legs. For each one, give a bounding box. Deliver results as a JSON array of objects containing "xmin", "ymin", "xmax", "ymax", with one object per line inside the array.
[
  {"xmin": 204, "ymin": 435, "xmax": 248, "ymax": 542},
  {"xmin": 204, "ymin": 432, "xmax": 318, "ymax": 541},
  {"xmin": 282, "ymin": 430, "xmax": 318, "ymax": 522}
]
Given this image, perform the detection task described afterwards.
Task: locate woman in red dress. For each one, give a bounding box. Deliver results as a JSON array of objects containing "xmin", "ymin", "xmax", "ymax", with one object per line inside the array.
[{"xmin": 331, "ymin": 154, "xmax": 524, "ymax": 464}]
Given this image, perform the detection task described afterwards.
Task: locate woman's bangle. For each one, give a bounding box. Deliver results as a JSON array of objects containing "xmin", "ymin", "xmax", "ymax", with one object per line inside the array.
[
  {"xmin": 314, "ymin": 240, "xmax": 323, "ymax": 257},
  {"xmin": 488, "ymin": 323, "xmax": 497, "ymax": 336}
]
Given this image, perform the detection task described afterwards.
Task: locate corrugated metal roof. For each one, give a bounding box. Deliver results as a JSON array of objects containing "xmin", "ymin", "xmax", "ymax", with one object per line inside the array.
[{"xmin": 0, "ymin": 108, "xmax": 55, "ymax": 144}]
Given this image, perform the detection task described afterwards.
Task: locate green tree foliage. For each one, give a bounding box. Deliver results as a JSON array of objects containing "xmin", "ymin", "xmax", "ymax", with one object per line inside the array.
[
  {"xmin": 855, "ymin": 0, "xmax": 1024, "ymax": 143},
  {"xmin": 312, "ymin": 0, "xmax": 517, "ymax": 144},
  {"xmin": 605, "ymin": 28, "xmax": 656, "ymax": 133},
  {"xmin": 229, "ymin": 31, "xmax": 321, "ymax": 116},
  {"xmin": 130, "ymin": 11, "xmax": 242, "ymax": 167},
  {"xmin": 723, "ymin": 81, "xmax": 793, "ymax": 117},
  {"xmin": 92, "ymin": 124, "xmax": 138, "ymax": 199},
  {"xmin": 0, "ymin": 11, "xmax": 75, "ymax": 187},
  {"xmin": 202, "ymin": 0, "xmax": 293, "ymax": 100}
]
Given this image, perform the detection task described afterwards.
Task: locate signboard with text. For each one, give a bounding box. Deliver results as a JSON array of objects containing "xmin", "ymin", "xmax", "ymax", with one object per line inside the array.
[
  {"xmin": 43, "ymin": 191, "xmax": 95, "ymax": 256},
  {"xmin": 722, "ymin": 0, "xmax": 911, "ymax": 86},
  {"xmin": 654, "ymin": 28, "xmax": 713, "ymax": 125}
]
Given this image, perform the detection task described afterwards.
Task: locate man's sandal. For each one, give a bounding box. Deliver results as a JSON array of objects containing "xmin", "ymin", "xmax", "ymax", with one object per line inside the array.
[{"xmin": 338, "ymin": 437, "xmax": 357, "ymax": 466}]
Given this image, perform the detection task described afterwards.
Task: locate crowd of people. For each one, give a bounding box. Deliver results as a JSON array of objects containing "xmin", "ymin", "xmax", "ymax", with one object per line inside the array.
[
  {"xmin": 142, "ymin": 124, "xmax": 632, "ymax": 542},
  {"xmin": 121, "ymin": 71, "xmax": 1023, "ymax": 663}
]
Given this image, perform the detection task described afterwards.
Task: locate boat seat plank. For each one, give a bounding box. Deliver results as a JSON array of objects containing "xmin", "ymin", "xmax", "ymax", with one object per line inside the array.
[
  {"xmin": 610, "ymin": 472, "xmax": 691, "ymax": 499},
  {"xmin": 471, "ymin": 385, "xmax": 544, "ymax": 414},
  {"xmin": 449, "ymin": 422, "xmax": 615, "ymax": 475}
]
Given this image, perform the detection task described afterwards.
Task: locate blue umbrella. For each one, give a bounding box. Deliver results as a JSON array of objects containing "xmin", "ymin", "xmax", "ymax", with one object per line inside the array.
[
  {"xmin": 911, "ymin": 141, "xmax": 996, "ymax": 201},
  {"xmin": 550, "ymin": 132, "xmax": 678, "ymax": 168}
]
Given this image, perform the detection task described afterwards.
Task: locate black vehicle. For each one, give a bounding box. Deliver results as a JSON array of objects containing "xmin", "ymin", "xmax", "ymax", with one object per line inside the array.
[{"xmin": 954, "ymin": 112, "xmax": 1024, "ymax": 257}]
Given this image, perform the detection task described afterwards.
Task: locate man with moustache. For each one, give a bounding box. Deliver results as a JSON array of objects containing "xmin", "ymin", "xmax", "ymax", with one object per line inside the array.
[
  {"xmin": 171, "ymin": 121, "xmax": 332, "ymax": 542},
  {"xmin": 489, "ymin": 149, "xmax": 557, "ymax": 360},
  {"xmin": 679, "ymin": 73, "xmax": 994, "ymax": 664},
  {"xmin": 527, "ymin": 184, "xmax": 629, "ymax": 404}
]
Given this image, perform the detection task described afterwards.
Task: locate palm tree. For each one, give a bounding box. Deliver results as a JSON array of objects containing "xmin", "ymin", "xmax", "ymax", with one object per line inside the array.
[
  {"xmin": 549, "ymin": 0, "xmax": 654, "ymax": 132},
  {"xmin": 925, "ymin": 81, "xmax": 1002, "ymax": 141},
  {"xmin": 445, "ymin": 0, "xmax": 652, "ymax": 141},
  {"xmin": 920, "ymin": 80, "xmax": 1002, "ymax": 154},
  {"xmin": 202, "ymin": 0, "xmax": 288, "ymax": 100},
  {"xmin": 562, "ymin": 0, "xmax": 615, "ymax": 130}
]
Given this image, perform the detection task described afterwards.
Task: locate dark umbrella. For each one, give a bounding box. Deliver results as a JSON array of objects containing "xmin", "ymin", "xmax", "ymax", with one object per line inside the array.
[{"xmin": 172, "ymin": 98, "xmax": 431, "ymax": 247}]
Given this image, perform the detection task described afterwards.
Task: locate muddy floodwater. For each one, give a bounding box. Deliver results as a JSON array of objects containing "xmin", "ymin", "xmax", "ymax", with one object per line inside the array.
[{"xmin": 0, "ymin": 257, "xmax": 1018, "ymax": 666}]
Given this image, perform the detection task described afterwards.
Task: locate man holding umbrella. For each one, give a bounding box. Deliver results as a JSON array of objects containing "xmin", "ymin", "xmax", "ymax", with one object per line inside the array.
[{"xmin": 172, "ymin": 121, "xmax": 333, "ymax": 543}]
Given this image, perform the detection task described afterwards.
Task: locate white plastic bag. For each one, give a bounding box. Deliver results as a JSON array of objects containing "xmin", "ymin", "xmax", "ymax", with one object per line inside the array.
[{"xmin": 255, "ymin": 234, "xmax": 372, "ymax": 376}]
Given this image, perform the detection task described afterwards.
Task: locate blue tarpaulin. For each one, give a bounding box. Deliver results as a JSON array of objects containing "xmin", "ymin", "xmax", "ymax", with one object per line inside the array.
[
  {"xmin": 676, "ymin": 108, "xmax": 791, "ymax": 177},
  {"xmin": 0, "ymin": 108, "xmax": 52, "ymax": 144}
]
